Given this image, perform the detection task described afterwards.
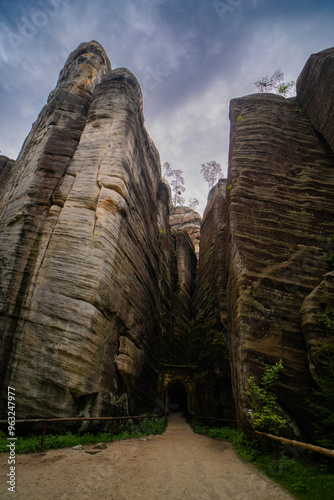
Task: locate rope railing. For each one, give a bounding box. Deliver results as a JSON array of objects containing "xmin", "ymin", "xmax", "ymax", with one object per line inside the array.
[{"xmin": 0, "ymin": 413, "xmax": 166, "ymax": 449}]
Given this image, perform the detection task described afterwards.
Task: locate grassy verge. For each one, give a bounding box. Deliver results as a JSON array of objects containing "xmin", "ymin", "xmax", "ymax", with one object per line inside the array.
[
  {"xmin": 0, "ymin": 417, "xmax": 165, "ymax": 455},
  {"xmin": 194, "ymin": 423, "xmax": 334, "ymax": 500}
]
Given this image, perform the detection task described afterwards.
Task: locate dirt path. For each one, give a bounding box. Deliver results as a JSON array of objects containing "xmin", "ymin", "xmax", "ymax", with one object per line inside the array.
[{"xmin": 0, "ymin": 413, "xmax": 295, "ymax": 499}]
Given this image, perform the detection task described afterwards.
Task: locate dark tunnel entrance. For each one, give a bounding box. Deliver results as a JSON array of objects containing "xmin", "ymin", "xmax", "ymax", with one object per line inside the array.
[{"xmin": 167, "ymin": 379, "xmax": 188, "ymax": 412}]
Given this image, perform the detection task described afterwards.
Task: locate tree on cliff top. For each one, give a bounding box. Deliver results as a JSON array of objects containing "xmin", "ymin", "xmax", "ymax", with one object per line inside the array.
[
  {"xmin": 163, "ymin": 162, "xmax": 186, "ymax": 207},
  {"xmin": 255, "ymin": 69, "xmax": 295, "ymax": 97},
  {"xmin": 189, "ymin": 198, "xmax": 199, "ymax": 210},
  {"xmin": 200, "ymin": 160, "xmax": 222, "ymax": 189}
]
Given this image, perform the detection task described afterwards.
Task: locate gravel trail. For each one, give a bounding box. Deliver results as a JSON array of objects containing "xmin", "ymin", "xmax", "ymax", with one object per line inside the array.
[{"xmin": 0, "ymin": 412, "xmax": 295, "ymax": 499}]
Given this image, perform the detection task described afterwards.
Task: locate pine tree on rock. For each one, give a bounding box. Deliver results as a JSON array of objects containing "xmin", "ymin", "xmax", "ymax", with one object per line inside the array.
[{"xmin": 200, "ymin": 160, "xmax": 222, "ymax": 189}]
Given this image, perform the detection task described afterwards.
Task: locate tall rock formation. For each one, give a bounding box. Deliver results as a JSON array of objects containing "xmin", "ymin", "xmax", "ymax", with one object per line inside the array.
[
  {"xmin": 297, "ymin": 48, "xmax": 334, "ymax": 413},
  {"xmin": 192, "ymin": 180, "xmax": 235, "ymax": 418},
  {"xmin": 166, "ymin": 206, "xmax": 200, "ymax": 364},
  {"xmin": 190, "ymin": 47, "xmax": 334, "ymax": 435},
  {"xmin": 1, "ymin": 42, "xmax": 334, "ymax": 440},
  {"xmin": 296, "ymin": 47, "xmax": 334, "ymax": 152},
  {"xmin": 226, "ymin": 89, "xmax": 334, "ymax": 434},
  {"xmin": 170, "ymin": 206, "xmax": 202, "ymax": 257},
  {"xmin": 0, "ymin": 41, "xmax": 172, "ymax": 422}
]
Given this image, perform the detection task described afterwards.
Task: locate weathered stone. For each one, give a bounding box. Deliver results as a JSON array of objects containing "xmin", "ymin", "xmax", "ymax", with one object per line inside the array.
[
  {"xmin": 1, "ymin": 41, "xmax": 334, "ymax": 441},
  {"xmin": 0, "ymin": 42, "xmax": 167, "ymax": 423},
  {"xmin": 192, "ymin": 180, "xmax": 235, "ymax": 419},
  {"xmin": 226, "ymin": 92, "xmax": 334, "ymax": 435},
  {"xmin": 168, "ymin": 229, "xmax": 197, "ymax": 364},
  {"xmin": 48, "ymin": 40, "xmax": 112, "ymax": 102},
  {"xmin": 296, "ymin": 47, "xmax": 334, "ymax": 153},
  {"xmin": 0, "ymin": 41, "xmax": 108, "ymax": 419},
  {"xmin": 170, "ymin": 206, "xmax": 201, "ymax": 257},
  {"xmin": 0, "ymin": 155, "xmax": 15, "ymax": 196},
  {"xmin": 301, "ymin": 270, "xmax": 334, "ymax": 385}
]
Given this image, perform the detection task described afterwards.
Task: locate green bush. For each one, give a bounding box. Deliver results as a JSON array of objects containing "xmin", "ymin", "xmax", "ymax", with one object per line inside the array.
[{"xmin": 246, "ymin": 360, "xmax": 287, "ymax": 434}]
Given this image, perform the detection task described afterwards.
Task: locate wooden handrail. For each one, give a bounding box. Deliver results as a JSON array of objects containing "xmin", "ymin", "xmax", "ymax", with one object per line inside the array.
[{"xmin": 255, "ymin": 431, "xmax": 334, "ymax": 459}]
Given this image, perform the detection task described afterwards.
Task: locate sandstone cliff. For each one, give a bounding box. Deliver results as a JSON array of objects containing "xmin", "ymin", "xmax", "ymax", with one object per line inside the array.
[
  {"xmin": 170, "ymin": 206, "xmax": 202, "ymax": 257},
  {"xmin": 1, "ymin": 42, "xmax": 334, "ymax": 440},
  {"xmin": 0, "ymin": 155, "xmax": 15, "ymax": 194},
  {"xmin": 189, "ymin": 47, "xmax": 334, "ymax": 434},
  {"xmin": 296, "ymin": 47, "xmax": 334, "ymax": 153},
  {"xmin": 226, "ymin": 90, "xmax": 334, "ymax": 434},
  {"xmin": 192, "ymin": 180, "xmax": 235, "ymax": 418},
  {"xmin": 0, "ymin": 41, "xmax": 172, "ymax": 422}
]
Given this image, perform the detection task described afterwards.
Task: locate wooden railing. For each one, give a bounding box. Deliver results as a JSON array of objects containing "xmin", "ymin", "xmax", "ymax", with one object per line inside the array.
[
  {"xmin": 188, "ymin": 411, "xmax": 334, "ymax": 473},
  {"xmin": 0, "ymin": 414, "xmax": 166, "ymax": 449}
]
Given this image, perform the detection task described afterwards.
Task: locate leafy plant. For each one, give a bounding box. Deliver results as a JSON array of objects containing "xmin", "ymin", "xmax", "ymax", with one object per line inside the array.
[
  {"xmin": 255, "ymin": 69, "xmax": 295, "ymax": 96},
  {"xmin": 246, "ymin": 360, "xmax": 287, "ymax": 434}
]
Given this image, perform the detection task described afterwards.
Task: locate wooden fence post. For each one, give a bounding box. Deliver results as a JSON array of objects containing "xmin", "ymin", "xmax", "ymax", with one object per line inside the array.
[
  {"xmin": 111, "ymin": 419, "xmax": 114, "ymax": 442},
  {"xmin": 41, "ymin": 421, "xmax": 47, "ymax": 449}
]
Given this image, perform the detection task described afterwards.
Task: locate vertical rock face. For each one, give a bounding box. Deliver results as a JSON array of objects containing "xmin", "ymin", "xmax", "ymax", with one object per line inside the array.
[
  {"xmin": 301, "ymin": 270, "xmax": 334, "ymax": 386},
  {"xmin": 168, "ymin": 229, "xmax": 197, "ymax": 364},
  {"xmin": 0, "ymin": 155, "xmax": 15, "ymax": 194},
  {"xmin": 170, "ymin": 206, "xmax": 202, "ymax": 257},
  {"xmin": 0, "ymin": 42, "xmax": 168, "ymax": 421},
  {"xmin": 226, "ymin": 92, "xmax": 334, "ymax": 433},
  {"xmin": 0, "ymin": 41, "xmax": 111, "ymax": 420},
  {"xmin": 192, "ymin": 180, "xmax": 235, "ymax": 418},
  {"xmin": 296, "ymin": 47, "xmax": 334, "ymax": 153},
  {"xmin": 1, "ymin": 42, "xmax": 334, "ymax": 436},
  {"xmin": 296, "ymin": 48, "xmax": 334, "ymax": 403},
  {"xmin": 167, "ymin": 207, "xmax": 200, "ymax": 364}
]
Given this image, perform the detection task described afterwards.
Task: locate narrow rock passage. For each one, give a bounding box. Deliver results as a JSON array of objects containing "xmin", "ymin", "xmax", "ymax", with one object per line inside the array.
[{"xmin": 0, "ymin": 413, "xmax": 294, "ymax": 500}]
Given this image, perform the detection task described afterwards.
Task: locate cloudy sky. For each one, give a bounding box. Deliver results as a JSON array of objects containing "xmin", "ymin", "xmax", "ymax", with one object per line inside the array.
[{"xmin": 0, "ymin": 0, "xmax": 333, "ymax": 214}]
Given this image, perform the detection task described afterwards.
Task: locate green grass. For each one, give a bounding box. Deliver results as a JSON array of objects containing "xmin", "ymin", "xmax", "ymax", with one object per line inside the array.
[
  {"xmin": 194, "ymin": 423, "xmax": 334, "ymax": 500},
  {"xmin": 0, "ymin": 417, "xmax": 165, "ymax": 455}
]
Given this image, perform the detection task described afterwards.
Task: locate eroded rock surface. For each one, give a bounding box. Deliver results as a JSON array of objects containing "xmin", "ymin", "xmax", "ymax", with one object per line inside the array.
[
  {"xmin": 170, "ymin": 206, "xmax": 201, "ymax": 257},
  {"xmin": 1, "ymin": 42, "xmax": 334, "ymax": 440},
  {"xmin": 0, "ymin": 42, "xmax": 168, "ymax": 422},
  {"xmin": 301, "ymin": 270, "xmax": 334, "ymax": 385},
  {"xmin": 192, "ymin": 180, "xmax": 235, "ymax": 418},
  {"xmin": 226, "ymin": 93, "xmax": 334, "ymax": 434},
  {"xmin": 0, "ymin": 155, "xmax": 15, "ymax": 194},
  {"xmin": 296, "ymin": 47, "xmax": 334, "ymax": 153}
]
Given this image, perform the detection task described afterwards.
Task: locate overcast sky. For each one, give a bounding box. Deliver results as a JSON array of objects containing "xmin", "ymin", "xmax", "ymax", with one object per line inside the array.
[{"xmin": 0, "ymin": 0, "xmax": 333, "ymax": 214}]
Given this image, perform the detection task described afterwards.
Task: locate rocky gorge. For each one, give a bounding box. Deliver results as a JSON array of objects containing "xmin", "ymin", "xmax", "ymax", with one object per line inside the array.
[{"xmin": 0, "ymin": 41, "xmax": 333, "ymax": 440}]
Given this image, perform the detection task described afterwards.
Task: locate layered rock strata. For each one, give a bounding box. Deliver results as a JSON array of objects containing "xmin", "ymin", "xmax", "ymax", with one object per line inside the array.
[
  {"xmin": 1, "ymin": 42, "xmax": 334, "ymax": 438},
  {"xmin": 0, "ymin": 155, "xmax": 15, "ymax": 194},
  {"xmin": 192, "ymin": 180, "xmax": 235, "ymax": 418},
  {"xmin": 0, "ymin": 41, "xmax": 171, "ymax": 422},
  {"xmin": 168, "ymin": 229, "xmax": 197, "ymax": 364},
  {"xmin": 226, "ymin": 92, "xmax": 334, "ymax": 433},
  {"xmin": 170, "ymin": 206, "xmax": 202, "ymax": 257},
  {"xmin": 296, "ymin": 47, "xmax": 334, "ymax": 153}
]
